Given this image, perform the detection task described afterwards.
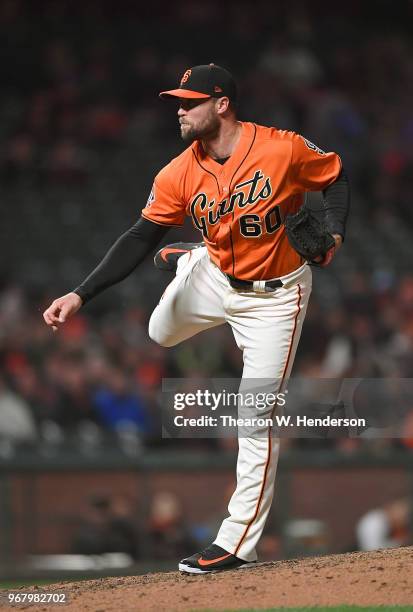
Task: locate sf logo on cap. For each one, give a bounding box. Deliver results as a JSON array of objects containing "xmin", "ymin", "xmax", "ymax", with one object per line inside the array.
[{"xmin": 180, "ymin": 69, "xmax": 192, "ymax": 85}]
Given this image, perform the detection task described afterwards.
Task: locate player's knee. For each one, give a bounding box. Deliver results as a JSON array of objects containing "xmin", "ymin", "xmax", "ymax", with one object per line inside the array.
[{"xmin": 148, "ymin": 317, "xmax": 177, "ymax": 348}]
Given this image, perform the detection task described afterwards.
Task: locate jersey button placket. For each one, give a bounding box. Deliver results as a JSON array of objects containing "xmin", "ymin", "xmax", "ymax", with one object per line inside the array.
[{"xmin": 220, "ymin": 185, "xmax": 231, "ymax": 224}]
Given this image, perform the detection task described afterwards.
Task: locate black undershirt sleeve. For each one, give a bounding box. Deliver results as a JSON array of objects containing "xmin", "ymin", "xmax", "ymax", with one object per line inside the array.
[
  {"xmin": 73, "ymin": 217, "xmax": 170, "ymax": 304},
  {"xmin": 321, "ymin": 169, "xmax": 350, "ymax": 240}
]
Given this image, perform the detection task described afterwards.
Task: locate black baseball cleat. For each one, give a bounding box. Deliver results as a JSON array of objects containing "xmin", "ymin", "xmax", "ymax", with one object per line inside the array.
[
  {"xmin": 178, "ymin": 543, "xmax": 255, "ymax": 574},
  {"xmin": 154, "ymin": 242, "xmax": 204, "ymax": 272}
]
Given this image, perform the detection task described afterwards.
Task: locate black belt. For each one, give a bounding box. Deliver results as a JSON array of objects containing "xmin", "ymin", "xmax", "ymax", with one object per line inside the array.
[{"xmin": 225, "ymin": 274, "xmax": 283, "ymax": 292}]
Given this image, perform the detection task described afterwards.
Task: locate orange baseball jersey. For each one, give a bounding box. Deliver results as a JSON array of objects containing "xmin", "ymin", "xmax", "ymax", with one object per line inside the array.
[{"xmin": 142, "ymin": 122, "xmax": 342, "ymax": 279}]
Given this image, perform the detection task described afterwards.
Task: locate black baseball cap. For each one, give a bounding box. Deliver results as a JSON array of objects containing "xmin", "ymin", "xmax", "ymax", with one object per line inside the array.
[{"xmin": 159, "ymin": 63, "xmax": 237, "ymax": 102}]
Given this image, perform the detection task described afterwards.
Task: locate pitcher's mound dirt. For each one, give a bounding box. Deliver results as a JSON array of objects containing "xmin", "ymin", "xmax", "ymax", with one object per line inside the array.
[{"xmin": 2, "ymin": 546, "xmax": 413, "ymax": 611}]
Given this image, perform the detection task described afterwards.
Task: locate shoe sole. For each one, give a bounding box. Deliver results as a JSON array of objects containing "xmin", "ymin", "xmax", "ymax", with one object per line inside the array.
[
  {"xmin": 178, "ymin": 561, "xmax": 257, "ymax": 574},
  {"xmin": 178, "ymin": 563, "xmax": 214, "ymax": 574}
]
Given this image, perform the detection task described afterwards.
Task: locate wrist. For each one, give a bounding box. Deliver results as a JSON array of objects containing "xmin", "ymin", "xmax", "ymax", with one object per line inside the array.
[
  {"xmin": 332, "ymin": 234, "xmax": 343, "ymax": 248},
  {"xmin": 72, "ymin": 288, "xmax": 87, "ymax": 305}
]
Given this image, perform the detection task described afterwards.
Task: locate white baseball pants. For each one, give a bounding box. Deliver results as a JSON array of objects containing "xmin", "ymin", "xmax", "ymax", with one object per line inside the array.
[{"xmin": 149, "ymin": 248, "xmax": 312, "ymax": 561}]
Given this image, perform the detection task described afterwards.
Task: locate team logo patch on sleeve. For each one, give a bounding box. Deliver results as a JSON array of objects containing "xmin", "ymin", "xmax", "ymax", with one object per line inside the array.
[
  {"xmin": 302, "ymin": 137, "xmax": 325, "ymax": 156},
  {"xmin": 146, "ymin": 184, "xmax": 155, "ymax": 207}
]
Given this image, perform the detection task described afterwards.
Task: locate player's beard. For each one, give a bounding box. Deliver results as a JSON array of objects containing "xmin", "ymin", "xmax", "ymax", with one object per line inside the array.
[{"xmin": 180, "ymin": 109, "xmax": 220, "ymax": 144}]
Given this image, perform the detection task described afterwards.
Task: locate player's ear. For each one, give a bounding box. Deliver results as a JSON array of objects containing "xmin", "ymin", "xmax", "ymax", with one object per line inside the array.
[{"xmin": 215, "ymin": 97, "xmax": 230, "ymax": 115}]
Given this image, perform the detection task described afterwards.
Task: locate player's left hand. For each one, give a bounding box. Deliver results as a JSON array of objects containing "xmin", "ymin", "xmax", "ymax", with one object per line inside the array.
[{"xmin": 313, "ymin": 234, "xmax": 343, "ymax": 267}]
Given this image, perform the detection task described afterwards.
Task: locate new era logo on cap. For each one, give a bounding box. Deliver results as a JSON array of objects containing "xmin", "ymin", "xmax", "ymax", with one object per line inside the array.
[{"xmin": 159, "ymin": 63, "xmax": 237, "ymax": 101}]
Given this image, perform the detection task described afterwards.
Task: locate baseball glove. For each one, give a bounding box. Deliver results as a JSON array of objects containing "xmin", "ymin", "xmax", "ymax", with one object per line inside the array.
[{"xmin": 284, "ymin": 207, "xmax": 336, "ymax": 264}]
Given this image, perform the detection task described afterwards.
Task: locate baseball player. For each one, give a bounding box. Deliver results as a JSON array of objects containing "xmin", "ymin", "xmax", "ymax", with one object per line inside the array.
[{"xmin": 43, "ymin": 64, "xmax": 350, "ymax": 574}]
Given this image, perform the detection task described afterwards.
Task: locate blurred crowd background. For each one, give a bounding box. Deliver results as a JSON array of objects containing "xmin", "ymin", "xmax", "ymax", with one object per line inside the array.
[{"xmin": 0, "ymin": 0, "xmax": 413, "ymax": 569}]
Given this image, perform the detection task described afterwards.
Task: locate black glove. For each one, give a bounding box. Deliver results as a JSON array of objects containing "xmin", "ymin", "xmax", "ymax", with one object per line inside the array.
[{"xmin": 284, "ymin": 207, "xmax": 336, "ymax": 264}]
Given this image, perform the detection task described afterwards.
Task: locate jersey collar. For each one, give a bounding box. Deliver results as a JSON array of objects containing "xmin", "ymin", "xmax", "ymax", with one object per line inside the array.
[{"xmin": 193, "ymin": 122, "xmax": 256, "ymax": 176}]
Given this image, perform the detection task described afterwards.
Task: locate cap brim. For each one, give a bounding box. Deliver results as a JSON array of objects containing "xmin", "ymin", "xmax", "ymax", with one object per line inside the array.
[{"xmin": 159, "ymin": 88, "xmax": 211, "ymax": 100}]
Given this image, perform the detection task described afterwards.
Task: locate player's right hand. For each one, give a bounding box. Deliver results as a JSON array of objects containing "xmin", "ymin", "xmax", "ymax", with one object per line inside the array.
[{"xmin": 43, "ymin": 292, "xmax": 83, "ymax": 332}]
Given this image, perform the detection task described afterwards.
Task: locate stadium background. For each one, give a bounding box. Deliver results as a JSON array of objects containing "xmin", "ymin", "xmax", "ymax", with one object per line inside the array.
[{"xmin": 0, "ymin": 0, "xmax": 412, "ymax": 582}]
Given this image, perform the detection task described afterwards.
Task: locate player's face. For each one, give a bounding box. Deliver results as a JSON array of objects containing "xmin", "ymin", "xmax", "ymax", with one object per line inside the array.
[{"xmin": 177, "ymin": 98, "xmax": 220, "ymax": 143}]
